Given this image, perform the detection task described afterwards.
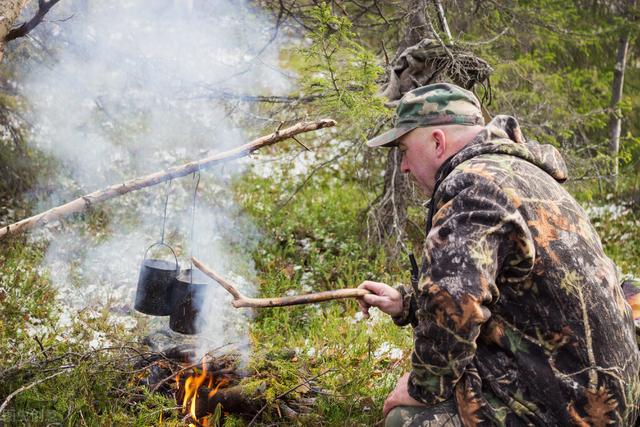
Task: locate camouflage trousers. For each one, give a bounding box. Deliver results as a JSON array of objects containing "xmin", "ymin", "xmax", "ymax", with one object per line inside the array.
[{"xmin": 384, "ymin": 400, "xmax": 461, "ymax": 427}]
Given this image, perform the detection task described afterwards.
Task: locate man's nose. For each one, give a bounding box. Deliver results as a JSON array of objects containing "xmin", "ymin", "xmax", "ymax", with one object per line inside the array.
[{"xmin": 400, "ymin": 153, "xmax": 409, "ymax": 173}]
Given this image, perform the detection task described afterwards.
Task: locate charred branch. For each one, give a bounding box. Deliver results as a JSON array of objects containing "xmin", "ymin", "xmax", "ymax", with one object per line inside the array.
[
  {"xmin": 177, "ymin": 383, "xmax": 265, "ymax": 419},
  {"xmin": 5, "ymin": 0, "xmax": 62, "ymax": 42}
]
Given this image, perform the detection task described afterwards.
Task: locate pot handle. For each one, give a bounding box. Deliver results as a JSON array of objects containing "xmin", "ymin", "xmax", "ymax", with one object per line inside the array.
[{"xmin": 143, "ymin": 242, "xmax": 179, "ymax": 271}]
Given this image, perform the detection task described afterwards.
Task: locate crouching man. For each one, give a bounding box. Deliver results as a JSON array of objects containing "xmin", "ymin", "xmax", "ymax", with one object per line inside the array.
[{"xmin": 359, "ymin": 83, "xmax": 640, "ymax": 426}]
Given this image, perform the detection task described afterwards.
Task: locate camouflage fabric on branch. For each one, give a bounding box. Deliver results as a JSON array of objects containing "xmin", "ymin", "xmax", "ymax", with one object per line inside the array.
[
  {"xmin": 394, "ymin": 116, "xmax": 640, "ymax": 426},
  {"xmin": 380, "ymin": 38, "xmax": 492, "ymax": 104}
]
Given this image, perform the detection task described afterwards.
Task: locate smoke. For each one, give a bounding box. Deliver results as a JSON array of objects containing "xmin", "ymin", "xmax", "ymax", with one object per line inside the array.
[{"xmin": 18, "ymin": 0, "xmax": 291, "ymax": 358}]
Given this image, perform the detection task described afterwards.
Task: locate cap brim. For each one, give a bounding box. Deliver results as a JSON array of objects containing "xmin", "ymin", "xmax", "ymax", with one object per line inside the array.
[{"xmin": 366, "ymin": 126, "xmax": 416, "ymax": 148}]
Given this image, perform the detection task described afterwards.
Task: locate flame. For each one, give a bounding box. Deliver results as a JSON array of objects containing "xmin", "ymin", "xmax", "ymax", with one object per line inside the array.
[
  {"xmin": 208, "ymin": 378, "xmax": 228, "ymax": 398},
  {"xmin": 178, "ymin": 358, "xmax": 227, "ymax": 425}
]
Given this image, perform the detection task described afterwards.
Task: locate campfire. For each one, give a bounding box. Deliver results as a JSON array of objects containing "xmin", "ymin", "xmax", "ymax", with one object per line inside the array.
[
  {"xmin": 137, "ymin": 346, "xmax": 253, "ymax": 425},
  {"xmin": 133, "ymin": 344, "xmax": 323, "ymax": 425},
  {"xmin": 176, "ymin": 359, "xmax": 230, "ymax": 426}
]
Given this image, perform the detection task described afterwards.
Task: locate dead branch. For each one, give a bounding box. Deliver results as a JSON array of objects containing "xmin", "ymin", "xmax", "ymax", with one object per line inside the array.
[
  {"xmin": 0, "ymin": 119, "xmax": 336, "ymax": 241},
  {"xmin": 192, "ymin": 257, "xmax": 369, "ymax": 308},
  {"xmin": 0, "ymin": 368, "xmax": 70, "ymax": 415},
  {"xmin": 5, "ymin": 0, "xmax": 62, "ymax": 42},
  {"xmin": 201, "ymin": 91, "xmax": 322, "ymax": 104},
  {"xmin": 275, "ymin": 146, "xmax": 352, "ymax": 211},
  {"xmin": 247, "ymin": 368, "xmax": 335, "ymax": 426}
]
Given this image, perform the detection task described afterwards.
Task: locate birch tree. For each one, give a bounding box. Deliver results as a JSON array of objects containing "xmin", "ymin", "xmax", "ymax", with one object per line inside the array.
[{"xmin": 607, "ymin": 0, "xmax": 637, "ymax": 189}]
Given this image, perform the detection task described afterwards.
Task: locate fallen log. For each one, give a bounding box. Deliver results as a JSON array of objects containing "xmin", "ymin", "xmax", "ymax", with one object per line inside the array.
[
  {"xmin": 191, "ymin": 257, "xmax": 369, "ymax": 308},
  {"xmin": 0, "ymin": 119, "xmax": 336, "ymax": 241},
  {"xmin": 179, "ymin": 383, "xmax": 265, "ymax": 420}
]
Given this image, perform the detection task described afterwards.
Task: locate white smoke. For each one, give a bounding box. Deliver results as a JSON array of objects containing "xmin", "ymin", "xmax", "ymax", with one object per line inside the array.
[{"xmin": 17, "ymin": 0, "xmax": 291, "ymax": 358}]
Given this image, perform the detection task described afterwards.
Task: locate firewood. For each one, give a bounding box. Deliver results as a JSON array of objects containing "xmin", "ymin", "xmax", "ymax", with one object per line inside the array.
[
  {"xmin": 175, "ymin": 379, "xmax": 264, "ymax": 419},
  {"xmin": 191, "ymin": 257, "xmax": 370, "ymax": 308},
  {"xmin": 0, "ymin": 119, "xmax": 336, "ymax": 241},
  {"xmin": 198, "ymin": 384, "xmax": 265, "ymax": 419}
]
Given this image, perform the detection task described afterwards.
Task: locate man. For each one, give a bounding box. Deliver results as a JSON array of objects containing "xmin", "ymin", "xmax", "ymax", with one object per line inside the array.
[{"xmin": 358, "ymin": 83, "xmax": 640, "ymax": 426}]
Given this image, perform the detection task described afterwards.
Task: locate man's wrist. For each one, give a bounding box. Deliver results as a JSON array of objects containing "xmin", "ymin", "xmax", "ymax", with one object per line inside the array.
[
  {"xmin": 389, "ymin": 289, "xmax": 404, "ymax": 317},
  {"xmin": 390, "ymin": 285, "xmax": 416, "ymax": 326}
]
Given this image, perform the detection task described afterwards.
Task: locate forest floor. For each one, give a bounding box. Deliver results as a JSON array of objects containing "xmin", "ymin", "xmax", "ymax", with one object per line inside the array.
[{"xmin": 0, "ymin": 162, "xmax": 638, "ymax": 426}]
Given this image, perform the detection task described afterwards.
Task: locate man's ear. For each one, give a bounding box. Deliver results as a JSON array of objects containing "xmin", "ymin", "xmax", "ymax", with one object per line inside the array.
[{"xmin": 432, "ymin": 129, "xmax": 447, "ymax": 158}]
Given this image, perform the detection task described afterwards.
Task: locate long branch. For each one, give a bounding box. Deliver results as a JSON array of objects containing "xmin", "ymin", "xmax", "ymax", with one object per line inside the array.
[
  {"xmin": 191, "ymin": 257, "xmax": 368, "ymax": 308},
  {"xmin": 0, "ymin": 119, "xmax": 336, "ymax": 241}
]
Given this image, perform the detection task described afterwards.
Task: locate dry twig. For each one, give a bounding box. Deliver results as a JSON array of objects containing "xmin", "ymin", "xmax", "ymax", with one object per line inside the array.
[
  {"xmin": 5, "ymin": 0, "xmax": 63, "ymax": 42},
  {"xmin": 0, "ymin": 368, "xmax": 70, "ymax": 415},
  {"xmin": 247, "ymin": 368, "xmax": 335, "ymax": 426}
]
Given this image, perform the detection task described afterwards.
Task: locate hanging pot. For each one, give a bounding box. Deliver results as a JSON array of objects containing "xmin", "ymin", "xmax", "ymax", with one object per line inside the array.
[
  {"xmin": 169, "ymin": 268, "xmax": 211, "ymax": 334},
  {"xmin": 134, "ymin": 242, "xmax": 179, "ymax": 316}
]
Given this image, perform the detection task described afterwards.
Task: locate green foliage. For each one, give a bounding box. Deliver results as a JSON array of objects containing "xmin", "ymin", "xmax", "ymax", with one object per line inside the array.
[
  {"xmin": 454, "ymin": 0, "xmax": 640, "ymax": 179},
  {"xmin": 238, "ymin": 170, "xmax": 412, "ymax": 425},
  {"xmin": 0, "ymin": 84, "xmax": 56, "ymax": 205},
  {"xmin": 581, "ymin": 187, "xmax": 640, "ymax": 277},
  {"xmin": 0, "ymin": 241, "xmax": 56, "ymax": 358},
  {"xmin": 0, "ymin": 240, "xmax": 182, "ymax": 426},
  {"xmin": 2, "ymin": 1, "xmax": 640, "ymax": 426},
  {"xmin": 292, "ymin": 3, "xmax": 389, "ymax": 140}
]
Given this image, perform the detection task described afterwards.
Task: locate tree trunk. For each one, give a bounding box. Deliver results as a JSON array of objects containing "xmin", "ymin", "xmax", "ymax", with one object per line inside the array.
[
  {"xmin": 0, "ymin": 0, "xmax": 29, "ymax": 62},
  {"xmin": 369, "ymin": 0, "xmax": 490, "ymax": 254},
  {"xmin": 433, "ymin": 0, "xmax": 452, "ymax": 42},
  {"xmin": 607, "ymin": 11, "xmax": 633, "ymax": 190},
  {"xmin": 369, "ymin": 0, "xmax": 433, "ymax": 254}
]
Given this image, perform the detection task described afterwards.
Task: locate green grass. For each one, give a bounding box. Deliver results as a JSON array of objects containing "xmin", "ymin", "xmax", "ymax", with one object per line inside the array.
[
  {"xmin": 0, "ymin": 238, "xmax": 180, "ymax": 426},
  {"xmin": 237, "ymin": 171, "xmax": 413, "ymax": 425},
  {"xmin": 0, "ymin": 163, "xmax": 637, "ymax": 426},
  {"xmin": 572, "ymin": 172, "xmax": 640, "ymax": 277}
]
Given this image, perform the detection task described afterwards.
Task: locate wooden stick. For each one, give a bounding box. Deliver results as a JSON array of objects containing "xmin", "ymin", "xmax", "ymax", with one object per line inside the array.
[
  {"xmin": 0, "ymin": 369, "xmax": 70, "ymax": 415},
  {"xmin": 191, "ymin": 257, "xmax": 369, "ymax": 308},
  {"xmin": 0, "ymin": 119, "xmax": 336, "ymax": 241}
]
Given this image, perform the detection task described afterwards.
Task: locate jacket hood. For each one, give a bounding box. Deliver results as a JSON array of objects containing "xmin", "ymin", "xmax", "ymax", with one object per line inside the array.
[{"xmin": 436, "ymin": 115, "xmax": 568, "ymax": 184}]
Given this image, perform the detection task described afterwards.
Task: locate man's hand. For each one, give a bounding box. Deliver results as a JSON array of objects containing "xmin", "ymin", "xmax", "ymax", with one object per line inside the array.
[
  {"xmin": 357, "ymin": 281, "xmax": 403, "ymax": 318},
  {"xmin": 383, "ymin": 373, "xmax": 427, "ymax": 417}
]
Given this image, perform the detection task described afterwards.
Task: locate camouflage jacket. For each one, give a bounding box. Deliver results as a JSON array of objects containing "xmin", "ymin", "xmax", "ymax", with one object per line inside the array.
[{"xmin": 393, "ymin": 116, "xmax": 640, "ymax": 426}]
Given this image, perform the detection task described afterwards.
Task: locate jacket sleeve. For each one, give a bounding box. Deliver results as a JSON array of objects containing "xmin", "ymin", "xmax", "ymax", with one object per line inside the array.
[
  {"xmin": 408, "ymin": 174, "xmax": 535, "ymax": 405},
  {"xmin": 391, "ymin": 284, "xmax": 418, "ymax": 327}
]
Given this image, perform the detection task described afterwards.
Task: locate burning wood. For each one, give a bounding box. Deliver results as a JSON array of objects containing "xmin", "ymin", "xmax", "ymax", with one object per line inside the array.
[
  {"xmin": 176, "ymin": 359, "xmax": 237, "ymax": 425},
  {"xmin": 135, "ymin": 346, "xmax": 261, "ymax": 424},
  {"xmin": 176, "ymin": 373, "xmax": 263, "ymax": 423},
  {"xmin": 192, "ymin": 257, "xmax": 370, "ymax": 308},
  {"xmin": 136, "ymin": 344, "xmax": 319, "ymax": 425},
  {"xmin": 0, "ymin": 119, "xmax": 336, "ymax": 241},
  {"xmin": 168, "ymin": 354, "xmax": 324, "ymax": 425}
]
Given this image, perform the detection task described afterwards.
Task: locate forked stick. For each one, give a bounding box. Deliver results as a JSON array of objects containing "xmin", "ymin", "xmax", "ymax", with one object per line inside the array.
[{"xmin": 191, "ymin": 257, "xmax": 369, "ymax": 308}]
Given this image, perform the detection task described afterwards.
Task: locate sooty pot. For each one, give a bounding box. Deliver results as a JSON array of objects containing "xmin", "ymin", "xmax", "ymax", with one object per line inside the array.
[
  {"xmin": 169, "ymin": 268, "xmax": 211, "ymax": 335},
  {"xmin": 134, "ymin": 243, "xmax": 179, "ymax": 316}
]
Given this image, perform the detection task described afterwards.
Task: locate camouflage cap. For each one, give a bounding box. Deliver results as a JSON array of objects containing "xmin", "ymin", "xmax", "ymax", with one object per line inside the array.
[{"xmin": 367, "ymin": 83, "xmax": 484, "ymax": 148}]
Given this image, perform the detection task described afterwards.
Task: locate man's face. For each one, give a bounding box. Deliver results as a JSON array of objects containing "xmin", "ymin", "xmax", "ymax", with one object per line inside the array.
[{"xmin": 398, "ymin": 127, "xmax": 441, "ymax": 196}]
